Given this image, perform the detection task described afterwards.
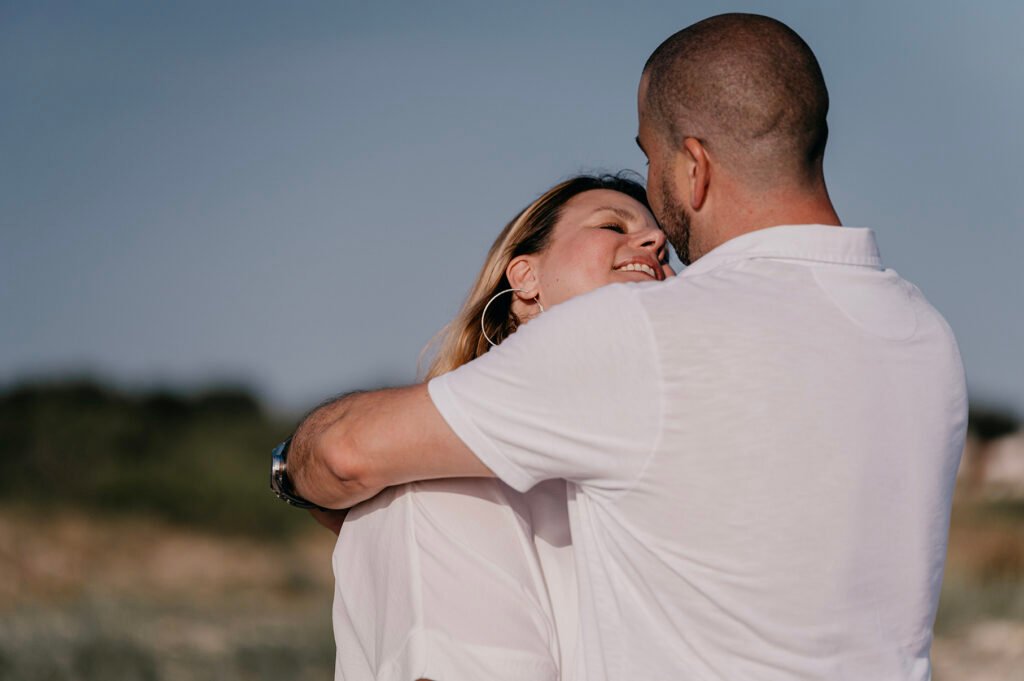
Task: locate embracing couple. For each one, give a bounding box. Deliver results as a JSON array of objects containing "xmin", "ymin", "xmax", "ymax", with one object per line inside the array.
[{"xmin": 271, "ymin": 14, "xmax": 967, "ymax": 681}]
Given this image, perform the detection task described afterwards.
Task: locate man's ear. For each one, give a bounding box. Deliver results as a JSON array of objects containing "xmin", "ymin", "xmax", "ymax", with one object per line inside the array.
[
  {"xmin": 506, "ymin": 256, "xmax": 540, "ymax": 300},
  {"xmin": 681, "ymin": 137, "xmax": 711, "ymax": 211}
]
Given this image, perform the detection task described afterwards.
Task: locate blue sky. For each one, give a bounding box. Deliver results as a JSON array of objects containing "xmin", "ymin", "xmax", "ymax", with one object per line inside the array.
[{"xmin": 2, "ymin": 1, "xmax": 1022, "ymax": 414}]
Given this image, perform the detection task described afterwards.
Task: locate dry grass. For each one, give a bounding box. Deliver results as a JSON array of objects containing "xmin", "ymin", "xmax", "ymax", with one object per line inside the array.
[
  {"xmin": 937, "ymin": 498, "xmax": 1024, "ymax": 632},
  {"xmin": 928, "ymin": 496, "xmax": 1024, "ymax": 680},
  {"xmin": 3, "ymin": 496, "xmax": 1024, "ymax": 681},
  {"xmin": 0, "ymin": 509, "xmax": 338, "ymax": 681}
]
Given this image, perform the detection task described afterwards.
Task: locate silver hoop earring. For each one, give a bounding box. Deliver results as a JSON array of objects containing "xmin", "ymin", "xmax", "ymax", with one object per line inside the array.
[{"xmin": 481, "ymin": 288, "xmax": 544, "ymax": 347}]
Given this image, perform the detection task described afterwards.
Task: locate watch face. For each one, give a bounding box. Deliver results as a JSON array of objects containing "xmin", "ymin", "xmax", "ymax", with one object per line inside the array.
[
  {"xmin": 271, "ymin": 440, "xmax": 288, "ymax": 477},
  {"xmin": 270, "ymin": 438, "xmax": 317, "ymax": 509}
]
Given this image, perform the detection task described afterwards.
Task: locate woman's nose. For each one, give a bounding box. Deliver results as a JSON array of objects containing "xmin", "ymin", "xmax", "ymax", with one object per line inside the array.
[{"xmin": 637, "ymin": 228, "xmax": 667, "ymax": 260}]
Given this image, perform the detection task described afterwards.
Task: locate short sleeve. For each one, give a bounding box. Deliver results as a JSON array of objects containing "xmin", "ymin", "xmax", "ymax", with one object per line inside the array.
[{"xmin": 428, "ymin": 283, "xmax": 661, "ymax": 494}]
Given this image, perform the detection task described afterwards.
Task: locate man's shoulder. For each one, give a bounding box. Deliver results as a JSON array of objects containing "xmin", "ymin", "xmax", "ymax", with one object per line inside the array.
[
  {"xmin": 551, "ymin": 280, "xmax": 696, "ymax": 342},
  {"xmin": 541, "ymin": 281, "xmax": 655, "ymax": 325},
  {"xmin": 889, "ymin": 269, "xmax": 964, "ymax": 355}
]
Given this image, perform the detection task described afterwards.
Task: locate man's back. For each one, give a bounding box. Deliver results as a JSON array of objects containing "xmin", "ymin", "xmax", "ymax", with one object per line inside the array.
[
  {"xmin": 605, "ymin": 225, "xmax": 965, "ymax": 679},
  {"xmin": 430, "ymin": 224, "xmax": 967, "ymax": 680}
]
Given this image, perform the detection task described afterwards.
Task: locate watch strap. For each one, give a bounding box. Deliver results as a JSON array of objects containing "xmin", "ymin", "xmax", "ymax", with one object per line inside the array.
[{"xmin": 270, "ymin": 437, "xmax": 326, "ymax": 510}]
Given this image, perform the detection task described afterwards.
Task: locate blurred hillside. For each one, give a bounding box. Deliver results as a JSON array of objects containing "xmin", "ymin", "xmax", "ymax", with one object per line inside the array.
[
  {"xmin": 1, "ymin": 378, "xmax": 336, "ymax": 680},
  {"xmin": 1, "ymin": 378, "xmax": 302, "ymax": 538},
  {"xmin": 5, "ymin": 377, "xmax": 1022, "ymax": 534}
]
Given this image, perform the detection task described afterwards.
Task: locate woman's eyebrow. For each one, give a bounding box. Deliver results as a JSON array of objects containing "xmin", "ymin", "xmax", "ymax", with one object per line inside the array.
[{"xmin": 592, "ymin": 206, "xmax": 638, "ymax": 222}]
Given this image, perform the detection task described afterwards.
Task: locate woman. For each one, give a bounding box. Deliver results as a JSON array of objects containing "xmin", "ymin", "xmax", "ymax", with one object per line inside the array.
[{"xmin": 332, "ymin": 174, "xmax": 671, "ymax": 681}]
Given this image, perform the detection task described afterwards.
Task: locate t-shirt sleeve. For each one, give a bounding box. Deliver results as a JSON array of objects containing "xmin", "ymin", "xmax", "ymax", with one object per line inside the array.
[{"xmin": 428, "ymin": 283, "xmax": 661, "ymax": 494}]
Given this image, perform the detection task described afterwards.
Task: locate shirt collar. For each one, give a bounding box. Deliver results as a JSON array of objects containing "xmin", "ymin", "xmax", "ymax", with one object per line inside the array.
[{"xmin": 679, "ymin": 225, "xmax": 882, "ymax": 278}]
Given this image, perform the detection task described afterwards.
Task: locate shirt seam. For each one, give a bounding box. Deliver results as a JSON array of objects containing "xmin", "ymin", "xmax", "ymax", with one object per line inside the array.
[{"xmin": 809, "ymin": 267, "xmax": 922, "ymax": 344}]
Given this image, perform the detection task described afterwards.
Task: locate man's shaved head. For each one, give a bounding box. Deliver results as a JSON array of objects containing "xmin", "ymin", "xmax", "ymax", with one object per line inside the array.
[{"xmin": 642, "ymin": 14, "xmax": 829, "ymax": 189}]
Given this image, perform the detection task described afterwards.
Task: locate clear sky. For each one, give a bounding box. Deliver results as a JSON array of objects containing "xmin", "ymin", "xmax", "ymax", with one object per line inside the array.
[{"xmin": 2, "ymin": 1, "xmax": 1022, "ymax": 415}]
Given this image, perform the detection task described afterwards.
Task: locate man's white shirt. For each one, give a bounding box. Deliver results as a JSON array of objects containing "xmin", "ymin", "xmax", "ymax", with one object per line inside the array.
[{"xmin": 429, "ymin": 225, "xmax": 967, "ymax": 681}]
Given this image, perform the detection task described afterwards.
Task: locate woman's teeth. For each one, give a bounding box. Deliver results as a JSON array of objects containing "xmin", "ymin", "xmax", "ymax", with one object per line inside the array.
[{"xmin": 616, "ymin": 263, "xmax": 657, "ymax": 278}]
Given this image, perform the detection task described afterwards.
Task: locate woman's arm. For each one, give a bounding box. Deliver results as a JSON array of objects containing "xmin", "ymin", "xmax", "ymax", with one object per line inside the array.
[{"xmin": 308, "ymin": 507, "xmax": 346, "ymax": 535}]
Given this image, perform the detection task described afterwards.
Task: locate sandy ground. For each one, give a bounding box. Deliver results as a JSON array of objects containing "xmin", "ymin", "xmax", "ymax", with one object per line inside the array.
[
  {"xmin": 2, "ymin": 510, "xmax": 1023, "ymax": 680},
  {"xmin": 0, "ymin": 509, "xmax": 337, "ymax": 680},
  {"xmin": 933, "ymin": 620, "xmax": 1024, "ymax": 681}
]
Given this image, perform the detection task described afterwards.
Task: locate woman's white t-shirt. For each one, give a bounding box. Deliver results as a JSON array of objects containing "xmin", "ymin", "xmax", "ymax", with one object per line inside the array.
[{"xmin": 332, "ymin": 477, "xmax": 578, "ymax": 681}]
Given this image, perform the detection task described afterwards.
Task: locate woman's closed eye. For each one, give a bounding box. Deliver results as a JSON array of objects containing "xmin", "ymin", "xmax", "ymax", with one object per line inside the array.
[{"xmin": 599, "ymin": 224, "xmax": 626, "ymax": 234}]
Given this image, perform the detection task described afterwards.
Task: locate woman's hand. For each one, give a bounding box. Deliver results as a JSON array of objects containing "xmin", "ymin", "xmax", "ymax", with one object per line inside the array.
[{"xmin": 309, "ymin": 507, "xmax": 347, "ymax": 535}]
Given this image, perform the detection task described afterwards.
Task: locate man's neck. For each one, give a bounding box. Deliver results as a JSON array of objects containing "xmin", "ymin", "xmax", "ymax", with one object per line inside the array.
[{"xmin": 708, "ymin": 186, "xmax": 841, "ymax": 253}]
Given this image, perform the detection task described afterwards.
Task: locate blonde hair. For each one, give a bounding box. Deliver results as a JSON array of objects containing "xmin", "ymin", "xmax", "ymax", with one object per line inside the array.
[{"xmin": 421, "ymin": 173, "xmax": 650, "ymax": 380}]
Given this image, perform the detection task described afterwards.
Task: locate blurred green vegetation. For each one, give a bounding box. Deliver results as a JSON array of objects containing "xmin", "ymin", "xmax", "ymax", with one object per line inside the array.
[
  {"xmin": 967, "ymin": 403, "xmax": 1020, "ymax": 442},
  {"xmin": 1, "ymin": 378, "xmax": 306, "ymax": 538}
]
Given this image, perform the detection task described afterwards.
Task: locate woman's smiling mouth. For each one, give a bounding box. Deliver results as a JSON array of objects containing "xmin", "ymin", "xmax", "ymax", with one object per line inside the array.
[{"xmin": 613, "ymin": 260, "xmax": 661, "ymax": 280}]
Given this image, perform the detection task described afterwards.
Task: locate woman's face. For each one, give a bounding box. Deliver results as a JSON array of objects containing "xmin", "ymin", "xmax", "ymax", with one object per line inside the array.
[{"xmin": 521, "ymin": 189, "xmax": 672, "ymax": 310}]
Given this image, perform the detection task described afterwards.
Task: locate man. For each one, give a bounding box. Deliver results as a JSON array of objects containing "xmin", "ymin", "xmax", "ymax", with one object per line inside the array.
[{"xmin": 278, "ymin": 14, "xmax": 966, "ymax": 681}]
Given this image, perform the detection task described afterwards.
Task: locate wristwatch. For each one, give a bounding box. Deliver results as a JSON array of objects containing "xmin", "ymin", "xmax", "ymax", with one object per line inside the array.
[{"xmin": 270, "ymin": 437, "xmax": 324, "ymax": 510}]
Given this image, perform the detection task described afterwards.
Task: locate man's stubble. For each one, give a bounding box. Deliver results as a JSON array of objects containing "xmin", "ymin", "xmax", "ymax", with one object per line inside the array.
[{"xmin": 656, "ymin": 172, "xmax": 693, "ymax": 266}]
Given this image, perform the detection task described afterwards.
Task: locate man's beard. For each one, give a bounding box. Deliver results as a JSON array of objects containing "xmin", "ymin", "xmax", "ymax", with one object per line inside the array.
[{"xmin": 656, "ymin": 174, "xmax": 693, "ymax": 266}]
